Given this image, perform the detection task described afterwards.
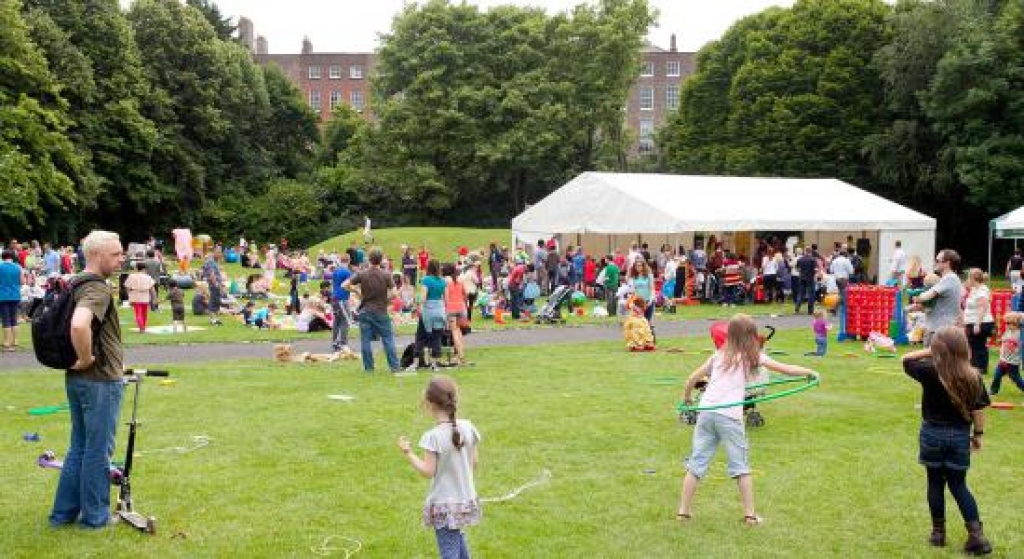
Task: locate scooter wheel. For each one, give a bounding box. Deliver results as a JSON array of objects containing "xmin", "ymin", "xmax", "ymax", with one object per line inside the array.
[{"xmin": 146, "ymin": 517, "xmax": 157, "ymax": 535}]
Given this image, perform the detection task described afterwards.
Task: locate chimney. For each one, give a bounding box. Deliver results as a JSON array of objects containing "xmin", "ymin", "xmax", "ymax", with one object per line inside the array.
[
  {"xmin": 670, "ymin": 33, "xmax": 677, "ymax": 52},
  {"xmin": 237, "ymin": 17, "xmax": 255, "ymax": 52},
  {"xmin": 256, "ymin": 35, "xmax": 268, "ymax": 56},
  {"xmin": 302, "ymin": 36, "xmax": 313, "ymax": 55}
]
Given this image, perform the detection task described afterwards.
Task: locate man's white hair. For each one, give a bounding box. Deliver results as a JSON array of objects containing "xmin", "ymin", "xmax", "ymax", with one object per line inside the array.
[{"xmin": 81, "ymin": 230, "xmax": 120, "ymax": 255}]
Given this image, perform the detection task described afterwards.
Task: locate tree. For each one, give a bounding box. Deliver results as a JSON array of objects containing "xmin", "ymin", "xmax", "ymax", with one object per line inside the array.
[
  {"xmin": 0, "ymin": 0, "xmax": 86, "ymax": 236},
  {"xmin": 926, "ymin": 0, "xmax": 1024, "ymax": 214},
  {"xmin": 24, "ymin": 0, "xmax": 160, "ymax": 239},
  {"xmin": 659, "ymin": 0, "xmax": 890, "ymax": 186},
  {"xmin": 186, "ymin": 0, "xmax": 235, "ymax": 42},
  {"xmin": 263, "ymin": 64, "xmax": 320, "ymax": 178},
  {"xmin": 368, "ymin": 0, "xmax": 654, "ymax": 220},
  {"xmin": 320, "ymin": 103, "xmax": 366, "ymax": 166}
]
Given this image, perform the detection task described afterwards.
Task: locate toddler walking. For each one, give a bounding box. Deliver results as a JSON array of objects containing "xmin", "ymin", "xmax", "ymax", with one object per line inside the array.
[
  {"xmin": 991, "ymin": 312, "xmax": 1024, "ymax": 395},
  {"xmin": 678, "ymin": 314, "xmax": 818, "ymax": 524},
  {"xmin": 168, "ymin": 279, "xmax": 187, "ymax": 333},
  {"xmin": 805, "ymin": 309, "xmax": 830, "ymax": 357},
  {"xmin": 399, "ymin": 376, "xmax": 481, "ymax": 558}
]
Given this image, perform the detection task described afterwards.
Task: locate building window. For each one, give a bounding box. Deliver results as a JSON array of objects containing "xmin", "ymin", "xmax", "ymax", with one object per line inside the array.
[
  {"xmin": 666, "ymin": 86, "xmax": 679, "ymax": 111},
  {"xmin": 350, "ymin": 65, "xmax": 363, "ymax": 79},
  {"xmin": 351, "ymin": 90, "xmax": 364, "ymax": 112},
  {"xmin": 330, "ymin": 91, "xmax": 341, "ymax": 110},
  {"xmin": 309, "ymin": 90, "xmax": 321, "ymax": 113},
  {"xmin": 640, "ymin": 61, "xmax": 654, "ymax": 77},
  {"xmin": 639, "ymin": 87, "xmax": 654, "ymax": 110},
  {"xmin": 667, "ymin": 60, "xmax": 681, "ymax": 77},
  {"xmin": 329, "ymin": 65, "xmax": 342, "ymax": 79},
  {"xmin": 639, "ymin": 118, "xmax": 655, "ymax": 153},
  {"xmin": 308, "ymin": 66, "xmax": 321, "ymax": 79}
]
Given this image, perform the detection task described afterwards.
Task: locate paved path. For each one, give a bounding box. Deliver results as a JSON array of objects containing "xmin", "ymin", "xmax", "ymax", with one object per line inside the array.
[{"xmin": 1, "ymin": 314, "xmax": 808, "ymax": 370}]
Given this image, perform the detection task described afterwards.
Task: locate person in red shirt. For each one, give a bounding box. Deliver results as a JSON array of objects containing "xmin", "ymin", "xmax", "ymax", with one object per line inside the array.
[
  {"xmin": 417, "ymin": 246, "xmax": 430, "ymax": 272},
  {"xmin": 613, "ymin": 249, "xmax": 626, "ymax": 270},
  {"xmin": 584, "ymin": 256, "xmax": 597, "ymax": 288},
  {"xmin": 507, "ymin": 259, "xmax": 526, "ymax": 319}
]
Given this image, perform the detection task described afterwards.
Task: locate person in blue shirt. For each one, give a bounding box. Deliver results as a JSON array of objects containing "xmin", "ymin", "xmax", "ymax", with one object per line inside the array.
[
  {"xmin": 0, "ymin": 249, "xmax": 25, "ymax": 351},
  {"xmin": 572, "ymin": 248, "xmax": 586, "ymax": 292},
  {"xmin": 43, "ymin": 243, "xmax": 61, "ymax": 276},
  {"xmin": 331, "ymin": 255, "xmax": 353, "ymax": 352}
]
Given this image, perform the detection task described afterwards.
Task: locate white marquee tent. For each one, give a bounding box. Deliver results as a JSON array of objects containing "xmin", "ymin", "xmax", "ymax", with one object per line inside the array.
[
  {"xmin": 987, "ymin": 206, "xmax": 1024, "ymax": 273},
  {"xmin": 512, "ymin": 172, "xmax": 936, "ymax": 283}
]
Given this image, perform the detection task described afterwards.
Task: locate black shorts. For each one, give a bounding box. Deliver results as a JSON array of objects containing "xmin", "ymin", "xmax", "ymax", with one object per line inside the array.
[{"xmin": 172, "ymin": 307, "xmax": 185, "ymax": 321}]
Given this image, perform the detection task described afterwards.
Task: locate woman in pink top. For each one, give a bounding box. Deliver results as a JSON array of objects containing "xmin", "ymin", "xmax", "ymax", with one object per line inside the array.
[
  {"xmin": 443, "ymin": 263, "xmax": 468, "ymax": 364},
  {"xmin": 124, "ymin": 262, "xmax": 156, "ymax": 333},
  {"xmin": 678, "ymin": 314, "xmax": 819, "ymax": 524}
]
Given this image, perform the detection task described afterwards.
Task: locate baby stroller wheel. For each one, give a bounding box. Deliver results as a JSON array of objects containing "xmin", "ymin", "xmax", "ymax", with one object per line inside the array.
[{"xmin": 745, "ymin": 409, "xmax": 765, "ymax": 428}]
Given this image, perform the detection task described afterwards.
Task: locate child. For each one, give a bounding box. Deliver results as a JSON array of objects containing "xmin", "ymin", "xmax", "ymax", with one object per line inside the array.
[
  {"xmin": 168, "ymin": 279, "xmax": 187, "ymax": 333},
  {"xmin": 902, "ymin": 327, "xmax": 991, "ymax": 554},
  {"xmin": 678, "ymin": 314, "xmax": 818, "ymax": 524},
  {"xmin": 805, "ymin": 309, "xmax": 830, "ymax": 357},
  {"xmin": 991, "ymin": 312, "xmax": 1024, "ymax": 395},
  {"xmin": 398, "ymin": 376, "xmax": 481, "ymax": 559}
]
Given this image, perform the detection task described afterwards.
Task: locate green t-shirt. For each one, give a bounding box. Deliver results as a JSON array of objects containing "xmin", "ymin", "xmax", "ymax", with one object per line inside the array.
[
  {"xmin": 604, "ymin": 264, "xmax": 620, "ymax": 289},
  {"xmin": 71, "ymin": 274, "xmax": 123, "ymax": 381}
]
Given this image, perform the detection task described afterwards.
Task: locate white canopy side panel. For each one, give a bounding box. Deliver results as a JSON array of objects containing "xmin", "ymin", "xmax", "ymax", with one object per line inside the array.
[
  {"xmin": 878, "ymin": 230, "xmax": 935, "ymax": 285},
  {"xmin": 994, "ymin": 206, "xmax": 1024, "ymax": 237}
]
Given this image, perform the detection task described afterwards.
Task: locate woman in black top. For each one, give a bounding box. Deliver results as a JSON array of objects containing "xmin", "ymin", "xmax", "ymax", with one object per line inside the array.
[{"xmin": 902, "ymin": 327, "xmax": 992, "ymax": 555}]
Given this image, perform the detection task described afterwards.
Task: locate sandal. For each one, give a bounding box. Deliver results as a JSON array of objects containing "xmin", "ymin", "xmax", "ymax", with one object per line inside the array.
[
  {"xmin": 676, "ymin": 512, "xmax": 692, "ymax": 521},
  {"xmin": 742, "ymin": 515, "xmax": 764, "ymax": 526}
]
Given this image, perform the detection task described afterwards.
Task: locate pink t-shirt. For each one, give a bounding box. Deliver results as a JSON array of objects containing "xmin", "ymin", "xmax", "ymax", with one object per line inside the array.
[{"xmin": 700, "ymin": 351, "xmax": 776, "ymax": 421}]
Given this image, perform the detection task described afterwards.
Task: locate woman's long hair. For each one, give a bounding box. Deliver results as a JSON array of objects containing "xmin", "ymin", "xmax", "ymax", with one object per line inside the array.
[
  {"xmin": 724, "ymin": 314, "xmax": 761, "ymax": 380},
  {"xmin": 930, "ymin": 327, "xmax": 983, "ymax": 422}
]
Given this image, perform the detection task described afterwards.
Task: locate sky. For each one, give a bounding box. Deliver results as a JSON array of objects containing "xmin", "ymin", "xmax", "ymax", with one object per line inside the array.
[{"xmin": 159, "ymin": 0, "xmax": 797, "ymax": 54}]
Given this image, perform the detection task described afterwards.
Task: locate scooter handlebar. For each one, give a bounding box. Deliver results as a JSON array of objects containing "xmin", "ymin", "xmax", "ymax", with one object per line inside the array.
[{"xmin": 124, "ymin": 369, "xmax": 170, "ymax": 378}]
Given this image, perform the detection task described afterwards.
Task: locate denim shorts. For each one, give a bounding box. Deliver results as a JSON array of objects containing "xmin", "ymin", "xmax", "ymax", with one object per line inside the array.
[
  {"xmin": 685, "ymin": 411, "xmax": 750, "ymax": 479},
  {"xmin": 919, "ymin": 422, "xmax": 971, "ymax": 471},
  {"xmin": 0, "ymin": 300, "xmax": 18, "ymax": 328}
]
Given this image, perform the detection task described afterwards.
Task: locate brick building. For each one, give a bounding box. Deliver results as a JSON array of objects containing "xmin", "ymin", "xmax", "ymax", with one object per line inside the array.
[
  {"xmin": 625, "ymin": 35, "xmax": 697, "ymax": 154},
  {"xmin": 241, "ymin": 17, "xmax": 695, "ymax": 153}
]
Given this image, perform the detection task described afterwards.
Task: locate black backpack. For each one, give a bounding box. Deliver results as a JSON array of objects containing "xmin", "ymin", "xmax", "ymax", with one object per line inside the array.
[{"xmin": 31, "ymin": 276, "xmax": 107, "ymax": 370}]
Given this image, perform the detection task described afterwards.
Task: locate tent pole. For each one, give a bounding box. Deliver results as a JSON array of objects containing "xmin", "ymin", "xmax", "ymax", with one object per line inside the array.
[{"xmin": 987, "ymin": 220, "xmax": 993, "ymax": 275}]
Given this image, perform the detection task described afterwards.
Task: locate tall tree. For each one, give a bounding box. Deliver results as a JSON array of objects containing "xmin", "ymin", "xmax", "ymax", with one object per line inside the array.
[
  {"xmin": 0, "ymin": 0, "xmax": 87, "ymax": 237},
  {"xmin": 186, "ymin": 0, "xmax": 236, "ymax": 42},
  {"xmin": 24, "ymin": 0, "xmax": 159, "ymax": 238},
  {"xmin": 659, "ymin": 0, "xmax": 890, "ymax": 185}
]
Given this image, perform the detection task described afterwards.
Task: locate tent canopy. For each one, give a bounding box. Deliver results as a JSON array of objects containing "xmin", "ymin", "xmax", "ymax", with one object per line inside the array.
[
  {"xmin": 512, "ymin": 172, "xmax": 936, "ymax": 236},
  {"xmin": 992, "ymin": 206, "xmax": 1024, "ymax": 238}
]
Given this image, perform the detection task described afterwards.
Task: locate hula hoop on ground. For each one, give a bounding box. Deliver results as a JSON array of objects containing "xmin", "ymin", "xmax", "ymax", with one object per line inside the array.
[{"xmin": 676, "ymin": 376, "xmax": 820, "ymax": 413}]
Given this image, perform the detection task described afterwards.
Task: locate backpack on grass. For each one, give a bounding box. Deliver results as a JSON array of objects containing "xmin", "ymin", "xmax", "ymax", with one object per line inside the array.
[{"xmin": 30, "ymin": 277, "xmax": 106, "ymax": 370}]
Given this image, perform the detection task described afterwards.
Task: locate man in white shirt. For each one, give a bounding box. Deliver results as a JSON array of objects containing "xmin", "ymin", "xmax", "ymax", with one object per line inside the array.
[{"xmin": 890, "ymin": 240, "xmax": 907, "ymax": 285}]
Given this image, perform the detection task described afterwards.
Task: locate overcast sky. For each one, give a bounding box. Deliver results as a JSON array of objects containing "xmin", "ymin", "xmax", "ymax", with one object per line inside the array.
[{"xmin": 145, "ymin": 0, "xmax": 797, "ymax": 54}]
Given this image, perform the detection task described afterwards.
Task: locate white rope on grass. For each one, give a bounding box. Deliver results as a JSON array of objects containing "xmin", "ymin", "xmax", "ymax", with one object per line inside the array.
[
  {"xmin": 136, "ymin": 435, "xmax": 211, "ymax": 455},
  {"xmin": 310, "ymin": 535, "xmax": 362, "ymax": 557},
  {"xmin": 480, "ymin": 469, "xmax": 552, "ymax": 503}
]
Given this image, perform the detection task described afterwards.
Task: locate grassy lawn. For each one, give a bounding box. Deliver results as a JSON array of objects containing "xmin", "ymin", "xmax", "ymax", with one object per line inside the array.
[
  {"xmin": 309, "ymin": 227, "xmax": 511, "ymax": 259},
  {"xmin": 2, "ymin": 331, "xmax": 1022, "ymax": 557}
]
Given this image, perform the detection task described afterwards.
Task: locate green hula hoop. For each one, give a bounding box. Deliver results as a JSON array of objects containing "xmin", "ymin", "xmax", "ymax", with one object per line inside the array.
[{"xmin": 676, "ymin": 376, "xmax": 820, "ymax": 413}]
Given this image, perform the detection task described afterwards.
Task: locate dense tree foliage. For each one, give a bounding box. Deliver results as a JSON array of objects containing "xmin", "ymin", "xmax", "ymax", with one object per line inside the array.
[
  {"xmin": 318, "ymin": 0, "xmax": 655, "ymax": 223},
  {"xmin": 6, "ymin": 0, "xmax": 1024, "ymax": 258}
]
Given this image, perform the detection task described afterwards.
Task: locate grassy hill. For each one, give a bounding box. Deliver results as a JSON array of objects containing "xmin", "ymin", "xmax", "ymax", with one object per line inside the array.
[{"xmin": 310, "ymin": 227, "xmax": 511, "ymax": 259}]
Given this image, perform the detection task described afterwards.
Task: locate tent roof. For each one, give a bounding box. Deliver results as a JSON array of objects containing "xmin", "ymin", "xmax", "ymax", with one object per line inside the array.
[
  {"xmin": 512, "ymin": 172, "xmax": 935, "ymax": 235},
  {"xmin": 993, "ymin": 206, "xmax": 1024, "ymax": 236}
]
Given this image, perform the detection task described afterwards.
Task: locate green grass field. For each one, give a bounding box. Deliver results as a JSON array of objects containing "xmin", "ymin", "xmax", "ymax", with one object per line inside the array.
[
  {"xmin": 309, "ymin": 227, "xmax": 511, "ymax": 261},
  {"xmin": 2, "ymin": 330, "xmax": 1022, "ymax": 557}
]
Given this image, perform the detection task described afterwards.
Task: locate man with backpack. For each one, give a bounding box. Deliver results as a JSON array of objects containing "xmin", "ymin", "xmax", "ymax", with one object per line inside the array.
[{"xmin": 49, "ymin": 230, "xmax": 126, "ymax": 529}]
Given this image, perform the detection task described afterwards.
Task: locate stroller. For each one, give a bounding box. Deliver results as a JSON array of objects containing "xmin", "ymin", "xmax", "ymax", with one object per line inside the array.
[
  {"xmin": 400, "ymin": 318, "xmax": 471, "ymax": 370},
  {"xmin": 534, "ymin": 285, "xmax": 572, "ymax": 324},
  {"xmin": 682, "ymin": 322, "xmax": 776, "ymax": 428}
]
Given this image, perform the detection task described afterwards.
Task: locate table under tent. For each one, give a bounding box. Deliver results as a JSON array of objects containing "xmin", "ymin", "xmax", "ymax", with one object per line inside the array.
[{"xmin": 512, "ymin": 172, "xmax": 936, "ymax": 284}]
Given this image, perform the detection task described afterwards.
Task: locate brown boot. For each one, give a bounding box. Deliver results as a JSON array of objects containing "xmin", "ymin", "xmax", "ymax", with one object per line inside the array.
[
  {"xmin": 963, "ymin": 521, "xmax": 992, "ymax": 555},
  {"xmin": 928, "ymin": 518, "xmax": 946, "ymax": 547}
]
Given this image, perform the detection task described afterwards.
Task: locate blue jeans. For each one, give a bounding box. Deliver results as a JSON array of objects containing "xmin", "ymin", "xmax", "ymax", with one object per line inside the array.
[
  {"xmin": 435, "ymin": 527, "xmax": 471, "ymax": 559},
  {"xmin": 357, "ymin": 310, "xmax": 399, "ymax": 372},
  {"xmin": 49, "ymin": 375, "xmax": 124, "ymax": 528},
  {"xmin": 815, "ymin": 336, "xmax": 827, "ymax": 356}
]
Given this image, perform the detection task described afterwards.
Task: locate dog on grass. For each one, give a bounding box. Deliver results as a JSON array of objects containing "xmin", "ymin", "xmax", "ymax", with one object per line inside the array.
[{"xmin": 273, "ymin": 344, "xmax": 357, "ymax": 364}]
